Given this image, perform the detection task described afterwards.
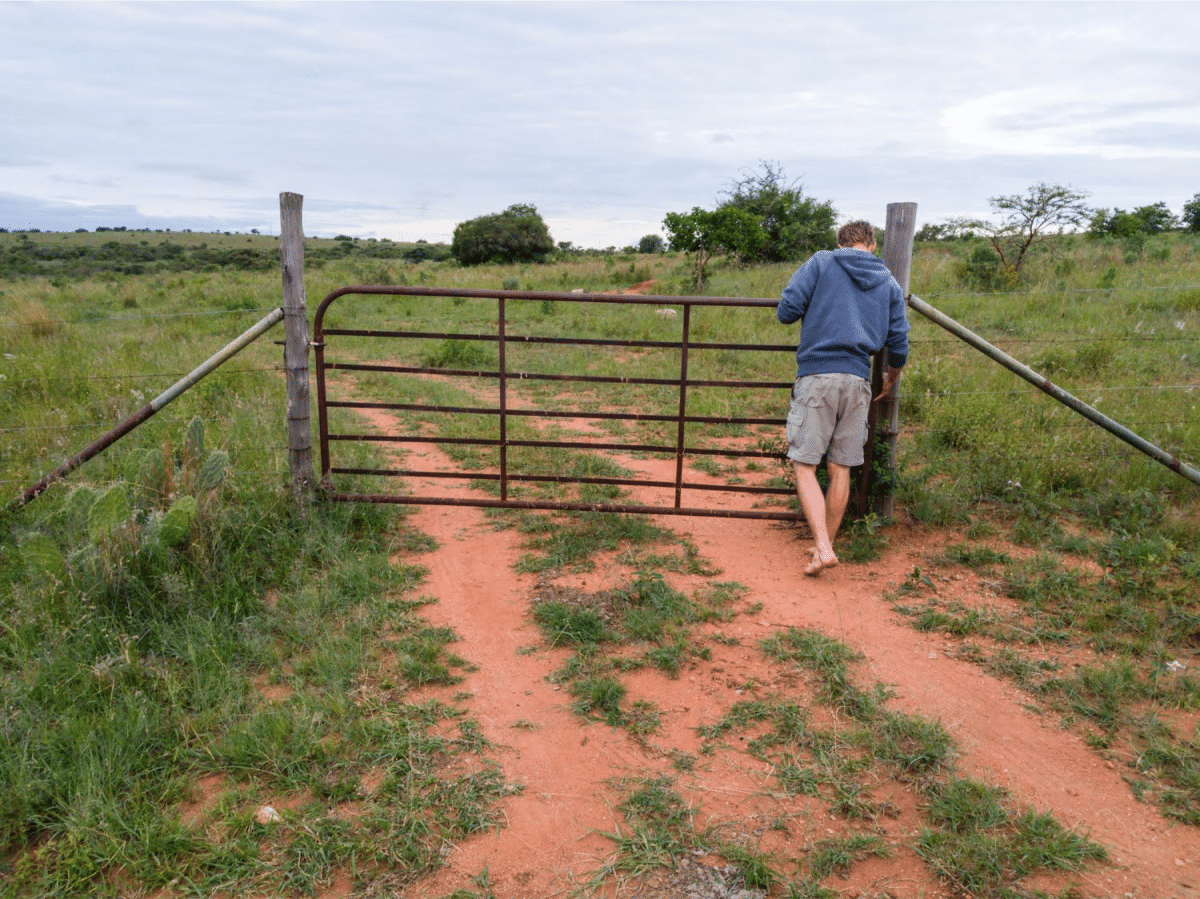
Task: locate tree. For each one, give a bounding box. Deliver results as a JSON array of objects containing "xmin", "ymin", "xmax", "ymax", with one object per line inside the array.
[
  {"xmin": 1088, "ymin": 202, "xmax": 1178, "ymax": 238},
  {"xmin": 638, "ymin": 234, "xmax": 665, "ymax": 254},
  {"xmin": 717, "ymin": 161, "xmax": 836, "ymax": 262},
  {"xmin": 1088, "ymin": 208, "xmax": 1144, "ymax": 238},
  {"xmin": 951, "ymin": 182, "xmax": 1093, "ymax": 275},
  {"xmin": 915, "ymin": 222, "xmax": 955, "ymax": 242},
  {"xmin": 662, "ymin": 206, "xmax": 764, "ymax": 290},
  {"xmin": 1133, "ymin": 202, "xmax": 1178, "ymax": 234},
  {"xmin": 451, "ymin": 203, "xmax": 555, "ymax": 266},
  {"xmin": 1182, "ymin": 193, "xmax": 1200, "ymax": 233}
]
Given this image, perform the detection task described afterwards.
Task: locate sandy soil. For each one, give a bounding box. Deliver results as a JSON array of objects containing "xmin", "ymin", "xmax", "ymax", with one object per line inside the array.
[{"xmin": 355, "ymin": 433, "xmax": 1199, "ymax": 899}]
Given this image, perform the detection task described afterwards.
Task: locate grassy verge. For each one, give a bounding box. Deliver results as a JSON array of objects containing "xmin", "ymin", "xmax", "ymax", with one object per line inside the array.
[
  {"xmin": 0, "ymin": 421, "xmax": 514, "ymax": 896},
  {"xmin": 890, "ymin": 496, "xmax": 1200, "ymax": 825}
]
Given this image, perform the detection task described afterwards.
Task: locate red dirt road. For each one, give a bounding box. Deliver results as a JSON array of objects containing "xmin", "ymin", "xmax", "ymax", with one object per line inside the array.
[{"xmin": 377, "ymin": 447, "xmax": 1199, "ymax": 899}]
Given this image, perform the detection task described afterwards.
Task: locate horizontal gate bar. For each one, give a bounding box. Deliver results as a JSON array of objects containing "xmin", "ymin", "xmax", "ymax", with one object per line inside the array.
[
  {"xmin": 326, "ymin": 492, "xmax": 801, "ymax": 521},
  {"xmin": 325, "ymin": 361, "xmax": 786, "ymax": 391},
  {"xmin": 323, "ymin": 326, "xmax": 794, "ymax": 355},
  {"xmin": 325, "ymin": 400, "xmax": 782, "ymax": 426},
  {"xmin": 325, "ymin": 432, "xmax": 786, "ymax": 460},
  {"xmin": 330, "ymin": 466, "xmax": 792, "ymax": 495}
]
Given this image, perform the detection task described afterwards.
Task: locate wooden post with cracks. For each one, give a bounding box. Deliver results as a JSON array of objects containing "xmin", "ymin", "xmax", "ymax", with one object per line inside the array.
[
  {"xmin": 280, "ymin": 192, "xmax": 314, "ymax": 499},
  {"xmin": 861, "ymin": 201, "xmax": 917, "ymax": 519}
]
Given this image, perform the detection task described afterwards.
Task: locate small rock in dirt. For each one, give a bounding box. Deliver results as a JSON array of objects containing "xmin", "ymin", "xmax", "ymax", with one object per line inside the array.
[
  {"xmin": 254, "ymin": 806, "xmax": 281, "ymax": 824},
  {"xmin": 623, "ymin": 858, "xmax": 767, "ymax": 899}
]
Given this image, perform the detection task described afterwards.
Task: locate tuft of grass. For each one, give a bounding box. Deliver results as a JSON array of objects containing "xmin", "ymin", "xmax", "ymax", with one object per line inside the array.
[
  {"xmin": 13, "ymin": 298, "xmax": 60, "ymax": 338},
  {"xmin": 934, "ymin": 542, "xmax": 1012, "ymax": 569},
  {"xmin": 806, "ymin": 832, "xmax": 890, "ymax": 879},
  {"xmin": 570, "ymin": 676, "xmax": 627, "ymax": 726},
  {"xmin": 917, "ymin": 776, "xmax": 1106, "ymax": 896},
  {"xmin": 532, "ymin": 600, "xmax": 610, "ymax": 647},
  {"xmin": 837, "ymin": 513, "xmax": 890, "ymax": 562},
  {"xmin": 761, "ymin": 627, "xmax": 887, "ymax": 720},
  {"xmin": 514, "ymin": 512, "xmax": 668, "ymax": 574},
  {"xmin": 871, "ymin": 711, "xmax": 955, "ymax": 778},
  {"xmin": 911, "ymin": 604, "xmax": 988, "ymax": 636},
  {"xmin": 597, "ymin": 776, "xmax": 704, "ymax": 876},
  {"xmin": 1129, "ymin": 713, "xmax": 1200, "ymax": 825}
]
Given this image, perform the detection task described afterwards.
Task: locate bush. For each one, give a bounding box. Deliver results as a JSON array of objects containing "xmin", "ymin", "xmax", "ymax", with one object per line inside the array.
[
  {"xmin": 717, "ymin": 160, "xmax": 836, "ymax": 263},
  {"xmin": 955, "ymin": 245, "xmax": 1019, "ymax": 291},
  {"xmin": 638, "ymin": 234, "xmax": 666, "ymax": 254},
  {"xmin": 1184, "ymin": 193, "xmax": 1200, "ymax": 232},
  {"xmin": 451, "ymin": 203, "xmax": 555, "ymax": 266}
]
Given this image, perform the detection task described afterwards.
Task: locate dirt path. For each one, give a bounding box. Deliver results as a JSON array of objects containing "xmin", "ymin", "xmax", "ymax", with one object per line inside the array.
[{"xmin": 368, "ymin": 438, "xmax": 1199, "ymax": 899}]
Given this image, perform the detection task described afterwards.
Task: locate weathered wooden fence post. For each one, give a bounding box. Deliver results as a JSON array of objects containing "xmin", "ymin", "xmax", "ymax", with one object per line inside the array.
[
  {"xmin": 866, "ymin": 201, "xmax": 917, "ymax": 518},
  {"xmin": 280, "ymin": 192, "xmax": 314, "ymax": 498}
]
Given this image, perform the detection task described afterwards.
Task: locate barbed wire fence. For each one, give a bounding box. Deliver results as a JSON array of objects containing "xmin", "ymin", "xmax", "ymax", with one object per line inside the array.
[
  {"xmin": 2, "ymin": 283, "xmax": 1198, "ymax": 497},
  {"xmin": 0, "ymin": 305, "xmax": 292, "ymax": 495}
]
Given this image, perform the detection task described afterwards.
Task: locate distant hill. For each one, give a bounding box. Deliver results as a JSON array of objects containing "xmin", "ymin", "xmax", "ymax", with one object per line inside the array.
[{"xmin": 0, "ymin": 229, "xmax": 452, "ymax": 278}]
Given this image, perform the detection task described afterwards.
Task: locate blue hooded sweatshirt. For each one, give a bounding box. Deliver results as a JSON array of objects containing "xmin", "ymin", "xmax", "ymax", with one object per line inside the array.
[{"xmin": 776, "ymin": 248, "xmax": 910, "ymax": 381}]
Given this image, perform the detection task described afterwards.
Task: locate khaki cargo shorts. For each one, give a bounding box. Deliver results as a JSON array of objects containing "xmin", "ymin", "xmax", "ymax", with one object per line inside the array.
[{"xmin": 785, "ymin": 373, "xmax": 872, "ymax": 467}]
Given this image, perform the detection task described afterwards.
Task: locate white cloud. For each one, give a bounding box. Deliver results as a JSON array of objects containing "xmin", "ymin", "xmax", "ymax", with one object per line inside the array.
[
  {"xmin": 942, "ymin": 88, "xmax": 1200, "ymax": 160},
  {"xmin": 2, "ymin": 2, "xmax": 1198, "ymax": 244}
]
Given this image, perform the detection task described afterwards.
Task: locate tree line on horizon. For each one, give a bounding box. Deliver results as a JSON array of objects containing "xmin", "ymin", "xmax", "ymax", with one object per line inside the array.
[
  {"xmin": 5, "ymin": 166, "xmax": 1200, "ymax": 284},
  {"xmin": 444, "ymin": 163, "xmax": 1200, "ymax": 289}
]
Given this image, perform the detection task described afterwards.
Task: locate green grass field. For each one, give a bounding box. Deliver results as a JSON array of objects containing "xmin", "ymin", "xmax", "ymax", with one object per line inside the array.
[{"xmin": 1, "ymin": 228, "xmax": 1197, "ymax": 896}]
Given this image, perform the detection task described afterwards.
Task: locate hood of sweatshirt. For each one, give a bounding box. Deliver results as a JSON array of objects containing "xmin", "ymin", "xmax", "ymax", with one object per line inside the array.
[{"xmin": 833, "ymin": 249, "xmax": 894, "ymax": 291}]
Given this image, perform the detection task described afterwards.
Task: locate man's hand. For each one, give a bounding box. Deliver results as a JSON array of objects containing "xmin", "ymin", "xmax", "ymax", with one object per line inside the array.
[{"xmin": 874, "ymin": 365, "xmax": 902, "ymax": 401}]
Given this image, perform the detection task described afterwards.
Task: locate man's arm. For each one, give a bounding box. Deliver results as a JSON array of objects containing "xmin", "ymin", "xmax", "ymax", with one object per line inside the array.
[
  {"xmin": 876, "ymin": 283, "xmax": 910, "ymax": 401},
  {"xmin": 777, "ymin": 255, "xmax": 821, "ymax": 324},
  {"xmin": 874, "ymin": 363, "xmax": 903, "ymax": 401}
]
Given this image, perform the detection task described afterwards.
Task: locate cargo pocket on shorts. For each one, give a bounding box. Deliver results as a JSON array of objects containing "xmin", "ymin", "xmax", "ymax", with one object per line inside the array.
[{"xmin": 786, "ymin": 392, "xmax": 826, "ymax": 460}]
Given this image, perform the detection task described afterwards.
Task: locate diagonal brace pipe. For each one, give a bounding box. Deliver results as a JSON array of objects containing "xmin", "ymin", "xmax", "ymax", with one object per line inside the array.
[
  {"xmin": 907, "ymin": 293, "xmax": 1200, "ymax": 491},
  {"xmin": 11, "ymin": 306, "xmax": 286, "ymax": 509}
]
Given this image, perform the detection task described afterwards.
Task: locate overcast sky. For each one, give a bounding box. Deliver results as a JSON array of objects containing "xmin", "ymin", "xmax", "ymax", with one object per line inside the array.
[{"xmin": 3, "ymin": 1, "xmax": 1198, "ymax": 248}]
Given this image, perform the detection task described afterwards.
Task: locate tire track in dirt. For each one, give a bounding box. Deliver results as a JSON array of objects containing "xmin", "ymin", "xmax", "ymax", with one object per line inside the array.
[{"xmin": 664, "ymin": 505, "xmax": 1198, "ymax": 899}]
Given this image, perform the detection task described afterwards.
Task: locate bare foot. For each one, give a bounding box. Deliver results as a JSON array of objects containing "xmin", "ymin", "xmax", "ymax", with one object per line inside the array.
[{"xmin": 804, "ymin": 546, "xmax": 839, "ymax": 576}]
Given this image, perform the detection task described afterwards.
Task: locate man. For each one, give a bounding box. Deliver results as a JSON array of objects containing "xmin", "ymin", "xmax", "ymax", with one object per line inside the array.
[{"xmin": 776, "ymin": 220, "xmax": 910, "ymax": 575}]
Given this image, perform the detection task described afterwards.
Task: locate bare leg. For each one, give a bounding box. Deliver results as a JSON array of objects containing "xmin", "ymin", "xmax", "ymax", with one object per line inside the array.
[
  {"xmin": 824, "ymin": 462, "xmax": 851, "ymax": 547},
  {"xmin": 793, "ymin": 462, "xmax": 841, "ymax": 575}
]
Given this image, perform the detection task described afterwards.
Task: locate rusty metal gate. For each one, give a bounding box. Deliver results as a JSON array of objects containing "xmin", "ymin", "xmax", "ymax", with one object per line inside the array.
[{"xmin": 313, "ymin": 286, "xmax": 835, "ymax": 521}]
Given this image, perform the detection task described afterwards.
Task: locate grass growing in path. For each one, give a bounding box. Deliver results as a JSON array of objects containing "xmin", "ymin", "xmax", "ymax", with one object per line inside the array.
[
  {"xmin": 890, "ymin": 493, "xmax": 1200, "ymax": 825},
  {"xmin": 527, "ymin": 552, "xmax": 749, "ymax": 735},
  {"xmin": 590, "ymin": 626, "xmax": 1106, "ymax": 898}
]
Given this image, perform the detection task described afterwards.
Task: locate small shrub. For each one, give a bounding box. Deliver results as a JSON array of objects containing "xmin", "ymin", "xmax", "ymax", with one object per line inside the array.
[
  {"xmin": 955, "ymin": 246, "xmax": 1019, "ymax": 291},
  {"xmin": 420, "ymin": 338, "xmax": 493, "ymax": 369},
  {"xmin": 1175, "ymin": 288, "xmax": 1200, "ymax": 311}
]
